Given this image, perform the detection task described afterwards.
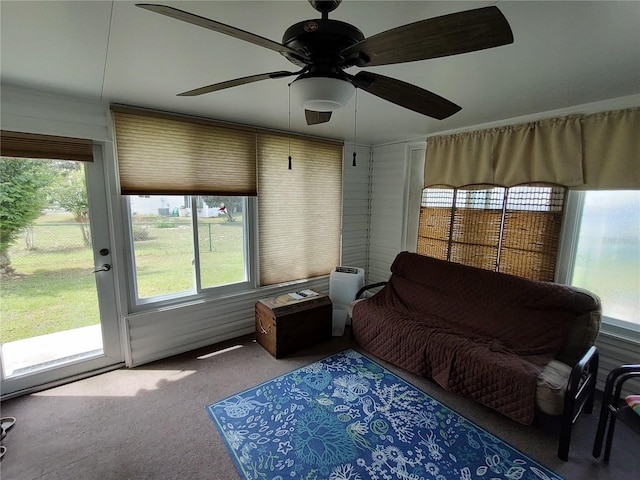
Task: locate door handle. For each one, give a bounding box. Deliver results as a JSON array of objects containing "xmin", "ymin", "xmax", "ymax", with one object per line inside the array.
[{"xmin": 92, "ymin": 264, "xmax": 111, "ymax": 273}]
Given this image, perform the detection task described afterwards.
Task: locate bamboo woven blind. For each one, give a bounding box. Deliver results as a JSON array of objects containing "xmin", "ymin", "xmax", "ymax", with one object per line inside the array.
[
  {"xmin": 111, "ymin": 106, "xmax": 257, "ymax": 195},
  {"xmin": 1, "ymin": 131, "xmax": 94, "ymax": 162},
  {"xmin": 417, "ymin": 184, "xmax": 566, "ymax": 281},
  {"xmin": 499, "ymin": 186, "xmax": 565, "ymax": 279},
  {"xmin": 257, "ymin": 132, "xmax": 343, "ymax": 286},
  {"xmin": 450, "ymin": 190, "xmax": 504, "ymax": 271}
]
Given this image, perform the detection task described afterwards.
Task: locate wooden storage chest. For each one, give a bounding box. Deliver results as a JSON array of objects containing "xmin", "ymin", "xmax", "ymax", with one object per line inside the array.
[{"xmin": 255, "ymin": 292, "xmax": 332, "ymax": 358}]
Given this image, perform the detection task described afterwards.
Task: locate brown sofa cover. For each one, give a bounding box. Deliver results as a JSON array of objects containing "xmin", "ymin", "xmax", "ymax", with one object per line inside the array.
[{"xmin": 351, "ymin": 252, "xmax": 601, "ymax": 425}]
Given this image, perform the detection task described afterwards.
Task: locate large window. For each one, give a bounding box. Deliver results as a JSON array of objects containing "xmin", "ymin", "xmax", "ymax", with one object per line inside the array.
[
  {"xmin": 127, "ymin": 195, "xmax": 249, "ymax": 303},
  {"xmin": 113, "ymin": 106, "xmax": 343, "ymax": 308},
  {"xmin": 569, "ymin": 191, "xmax": 639, "ymax": 329}
]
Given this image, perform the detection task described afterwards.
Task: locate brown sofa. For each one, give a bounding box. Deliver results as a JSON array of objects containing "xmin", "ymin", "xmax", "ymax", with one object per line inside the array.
[{"xmin": 350, "ymin": 251, "xmax": 601, "ymax": 460}]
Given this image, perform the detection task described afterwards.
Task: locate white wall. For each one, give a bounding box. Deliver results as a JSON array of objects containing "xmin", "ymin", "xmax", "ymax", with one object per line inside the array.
[
  {"xmin": 367, "ymin": 142, "xmax": 426, "ymax": 283},
  {"xmin": 1, "ymin": 85, "xmax": 110, "ymax": 141},
  {"xmin": 368, "ymin": 143, "xmax": 406, "ymax": 282},
  {"xmin": 340, "ymin": 144, "xmax": 371, "ymax": 275}
]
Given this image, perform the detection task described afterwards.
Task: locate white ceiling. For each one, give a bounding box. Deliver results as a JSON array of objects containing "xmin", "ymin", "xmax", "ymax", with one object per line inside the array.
[{"xmin": 1, "ymin": 1, "xmax": 639, "ymax": 145}]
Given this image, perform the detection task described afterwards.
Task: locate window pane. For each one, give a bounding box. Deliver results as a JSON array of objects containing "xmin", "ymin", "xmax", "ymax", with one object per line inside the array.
[
  {"xmin": 571, "ymin": 191, "xmax": 640, "ymax": 326},
  {"xmin": 197, "ymin": 196, "xmax": 247, "ymax": 288},
  {"xmin": 129, "ymin": 195, "xmax": 194, "ymax": 299},
  {"xmin": 457, "ymin": 187, "xmax": 504, "ymax": 210}
]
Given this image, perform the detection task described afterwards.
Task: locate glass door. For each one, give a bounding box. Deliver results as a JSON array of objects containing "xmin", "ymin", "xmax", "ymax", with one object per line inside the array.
[{"xmin": 0, "ymin": 146, "xmax": 123, "ymax": 397}]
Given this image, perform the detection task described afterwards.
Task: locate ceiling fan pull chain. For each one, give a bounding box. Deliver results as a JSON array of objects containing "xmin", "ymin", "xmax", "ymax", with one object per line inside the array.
[
  {"xmin": 288, "ymin": 83, "xmax": 293, "ymax": 170},
  {"xmin": 352, "ymin": 89, "xmax": 358, "ymax": 167}
]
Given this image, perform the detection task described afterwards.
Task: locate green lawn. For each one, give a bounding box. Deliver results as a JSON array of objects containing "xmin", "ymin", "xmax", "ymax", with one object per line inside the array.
[
  {"xmin": 131, "ymin": 216, "xmax": 245, "ymax": 297},
  {"xmin": 0, "ymin": 212, "xmax": 244, "ymax": 343}
]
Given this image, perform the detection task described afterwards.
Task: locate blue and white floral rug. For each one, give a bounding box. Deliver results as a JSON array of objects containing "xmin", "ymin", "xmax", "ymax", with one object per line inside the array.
[{"xmin": 206, "ymin": 349, "xmax": 562, "ymax": 480}]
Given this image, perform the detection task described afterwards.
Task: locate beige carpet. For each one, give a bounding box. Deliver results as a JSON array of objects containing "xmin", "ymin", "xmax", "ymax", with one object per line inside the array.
[{"xmin": 1, "ymin": 332, "xmax": 637, "ymax": 479}]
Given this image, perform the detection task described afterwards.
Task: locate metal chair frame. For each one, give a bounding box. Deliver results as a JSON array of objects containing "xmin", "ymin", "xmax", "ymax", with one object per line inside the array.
[
  {"xmin": 592, "ymin": 364, "xmax": 640, "ymax": 462},
  {"xmin": 557, "ymin": 345, "xmax": 599, "ymax": 461}
]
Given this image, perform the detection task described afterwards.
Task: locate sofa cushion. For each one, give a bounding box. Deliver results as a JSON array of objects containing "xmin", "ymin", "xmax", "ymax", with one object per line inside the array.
[
  {"xmin": 389, "ymin": 252, "xmax": 601, "ymax": 364},
  {"xmin": 390, "ymin": 252, "xmax": 598, "ymax": 312},
  {"xmin": 536, "ymin": 360, "xmax": 572, "ymax": 416},
  {"xmin": 352, "ymin": 297, "xmax": 558, "ymax": 424}
]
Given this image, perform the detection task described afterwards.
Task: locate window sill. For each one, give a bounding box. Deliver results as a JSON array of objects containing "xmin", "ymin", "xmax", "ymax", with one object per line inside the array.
[
  {"xmin": 600, "ymin": 316, "xmax": 640, "ymax": 344},
  {"xmin": 127, "ymin": 275, "xmax": 330, "ymax": 315}
]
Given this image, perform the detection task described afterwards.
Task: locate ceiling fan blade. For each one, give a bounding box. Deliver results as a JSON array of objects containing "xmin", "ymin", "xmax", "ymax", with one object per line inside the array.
[
  {"xmin": 178, "ymin": 71, "xmax": 300, "ymax": 97},
  {"xmin": 136, "ymin": 4, "xmax": 309, "ymax": 63},
  {"xmin": 305, "ymin": 110, "xmax": 332, "ymax": 125},
  {"xmin": 341, "ymin": 6, "xmax": 513, "ymax": 67},
  {"xmin": 350, "ymin": 71, "xmax": 461, "ymax": 120}
]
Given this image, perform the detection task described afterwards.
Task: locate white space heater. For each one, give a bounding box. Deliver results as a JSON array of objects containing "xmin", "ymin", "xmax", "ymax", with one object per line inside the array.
[{"xmin": 329, "ymin": 266, "xmax": 365, "ymax": 336}]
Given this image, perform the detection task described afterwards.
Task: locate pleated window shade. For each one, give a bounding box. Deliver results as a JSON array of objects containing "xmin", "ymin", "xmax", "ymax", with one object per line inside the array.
[
  {"xmin": 111, "ymin": 107, "xmax": 257, "ymax": 195},
  {"xmin": 257, "ymin": 132, "xmax": 343, "ymax": 286},
  {"xmin": 417, "ymin": 184, "xmax": 566, "ymax": 281},
  {"xmin": 1, "ymin": 131, "xmax": 94, "ymax": 162}
]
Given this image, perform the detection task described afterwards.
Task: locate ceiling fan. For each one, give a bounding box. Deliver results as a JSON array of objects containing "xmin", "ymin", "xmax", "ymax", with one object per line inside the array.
[{"xmin": 137, "ymin": 0, "xmax": 513, "ymax": 125}]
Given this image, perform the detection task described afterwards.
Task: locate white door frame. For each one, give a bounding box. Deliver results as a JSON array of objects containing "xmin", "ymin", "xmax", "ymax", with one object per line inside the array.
[{"xmin": 0, "ymin": 145, "xmax": 124, "ymax": 398}]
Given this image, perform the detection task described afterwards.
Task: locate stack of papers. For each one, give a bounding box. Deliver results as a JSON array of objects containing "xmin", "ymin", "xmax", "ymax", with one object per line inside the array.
[{"xmin": 288, "ymin": 289, "xmax": 319, "ymax": 300}]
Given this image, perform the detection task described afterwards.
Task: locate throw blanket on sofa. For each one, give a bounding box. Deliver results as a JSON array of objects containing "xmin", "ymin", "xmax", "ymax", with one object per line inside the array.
[{"xmin": 352, "ymin": 253, "xmax": 581, "ymax": 425}]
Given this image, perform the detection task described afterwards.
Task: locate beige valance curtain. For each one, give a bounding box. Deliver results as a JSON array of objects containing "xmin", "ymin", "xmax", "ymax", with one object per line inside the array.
[
  {"xmin": 257, "ymin": 132, "xmax": 343, "ymax": 286},
  {"xmin": 422, "ymin": 131, "xmax": 495, "ymax": 186},
  {"xmin": 111, "ymin": 106, "xmax": 257, "ymax": 195},
  {"xmin": 1, "ymin": 130, "xmax": 94, "ymax": 162},
  {"xmin": 579, "ymin": 108, "xmax": 640, "ymax": 189},
  {"xmin": 425, "ymin": 107, "xmax": 639, "ymax": 189},
  {"xmin": 493, "ymin": 116, "xmax": 583, "ymax": 186}
]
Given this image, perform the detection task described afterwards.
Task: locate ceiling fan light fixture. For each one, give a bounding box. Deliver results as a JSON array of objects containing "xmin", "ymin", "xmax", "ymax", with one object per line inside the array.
[{"xmin": 290, "ymin": 76, "xmax": 355, "ymax": 112}]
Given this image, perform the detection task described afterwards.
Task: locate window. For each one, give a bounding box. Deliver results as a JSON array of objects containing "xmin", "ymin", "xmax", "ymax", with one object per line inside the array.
[
  {"xmin": 569, "ymin": 191, "xmax": 639, "ymax": 329},
  {"xmin": 417, "ymin": 184, "xmax": 566, "ymax": 281},
  {"xmin": 127, "ymin": 195, "xmax": 250, "ymax": 303},
  {"xmin": 113, "ymin": 106, "xmax": 343, "ymax": 307}
]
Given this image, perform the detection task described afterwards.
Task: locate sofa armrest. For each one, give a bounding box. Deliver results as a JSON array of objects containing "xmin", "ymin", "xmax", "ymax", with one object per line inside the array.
[
  {"xmin": 355, "ymin": 282, "xmax": 387, "ymax": 300},
  {"xmin": 348, "ymin": 282, "xmax": 388, "ymax": 321},
  {"xmin": 566, "ymin": 345, "xmax": 599, "ymax": 418},
  {"xmin": 558, "ymin": 345, "xmax": 599, "ymax": 460}
]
